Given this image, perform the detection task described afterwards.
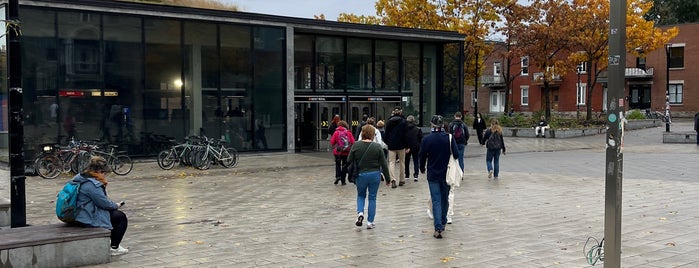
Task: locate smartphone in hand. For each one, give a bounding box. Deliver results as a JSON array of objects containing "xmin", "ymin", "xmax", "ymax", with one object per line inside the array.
[{"xmin": 119, "ymin": 201, "xmax": 126, "ymax": 208}]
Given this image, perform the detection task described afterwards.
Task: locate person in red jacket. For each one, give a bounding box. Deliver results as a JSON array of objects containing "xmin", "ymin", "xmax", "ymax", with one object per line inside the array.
[{"xmin": 330, "ymin": 120, "xmax": 355, "ymax": 185}]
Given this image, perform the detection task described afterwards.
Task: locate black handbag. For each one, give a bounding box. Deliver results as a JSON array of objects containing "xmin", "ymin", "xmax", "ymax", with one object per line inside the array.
[{"xmin": 345, "ymin": 143, "xmax": 372, "ymax": 184}]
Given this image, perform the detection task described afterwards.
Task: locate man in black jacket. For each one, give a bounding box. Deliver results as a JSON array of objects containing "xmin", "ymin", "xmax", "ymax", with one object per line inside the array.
[
  {"xmin": 384, "ymin": 107, "xmax": 408, "ymax": 188},
  {"xmin": 694, "ymin": 112, "xmax": 699, "ymax": 145},
  {"xmin": 404, "ymin": 115, "xmax": 422, "ymax": 182}
]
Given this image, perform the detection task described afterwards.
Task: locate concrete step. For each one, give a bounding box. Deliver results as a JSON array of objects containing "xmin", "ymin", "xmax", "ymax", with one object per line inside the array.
[{"xmin": 0, "ymin": 198, "xmax": 9, "ymax": 228}]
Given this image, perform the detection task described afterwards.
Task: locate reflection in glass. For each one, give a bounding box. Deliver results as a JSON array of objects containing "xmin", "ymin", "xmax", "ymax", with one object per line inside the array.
[
  {"xmin": 253, "ymin": 27, "xmax": 285, "ymax": 150},
  {"xmin": 316, "ymin": 37, "xmax": 345, "ymax": 91},
  {"xmin": 347, "ymin": 38, "xmax": 372, "ymax": 91},
  {"xmin": 375, "ymin": 40, "xmax": 399, "ymax": 92},
  {"xmin": 221, "ymin": 24, "xmax": 251, "ymax": 150},
  {"xmin": 294, "ymin": 34, "xmax": 313, "ymax": 91},
  {"xmin": 402, "ymin": 42, "xmax": 420, "ymax": 123}
]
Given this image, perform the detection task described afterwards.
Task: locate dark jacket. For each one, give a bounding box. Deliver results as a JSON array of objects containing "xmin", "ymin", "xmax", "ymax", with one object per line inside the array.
[
  {"xmin": 405, "ymin": 122, "xmax": 422, "ymax": 151},
  {"xmin": 347, "ymin": 141, "xmax": 390, "ymax": 180},
  {"xmin": 537, "ymin": 119, "xmax": 549, "ymax": 127},
  {"xmin": 419, "ymin": 129, "xmax": 459, "ymax": 182},
  {"xmin": 448, "ymin": 119, "xmax": 470, "ymax": 145},
  {"xmin": 72, "ymin": 174, "xmax": 120, "ymax": 229},
  {"xmin": 483, "ymin": 129, "xmax": 506, "ymax": 153},
  {"xmin": 473, "ymin": 117, "xmax": 487, "ymax": 131},
  {"xmin": 694, "ymin": 113, "xmax": 699, "ymax": 131},
  {"xmin": 384, "ymin": 115, "xmax": 408, "ymax": 150}
]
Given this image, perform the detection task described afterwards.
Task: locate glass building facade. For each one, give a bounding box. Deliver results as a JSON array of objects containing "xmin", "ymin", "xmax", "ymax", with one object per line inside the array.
[{"xmin": 1, "ymin": 1, "xmax": 464, "ymax": 158}]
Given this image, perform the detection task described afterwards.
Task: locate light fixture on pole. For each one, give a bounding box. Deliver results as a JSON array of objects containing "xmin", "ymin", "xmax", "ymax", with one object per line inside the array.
[
  {"xmin": 576, "ymin": 64, "xmax": 582, "ymax": 119},
  {"xmin": 664, "ymin": 43, "xmax": 672, "ymax": 132}
]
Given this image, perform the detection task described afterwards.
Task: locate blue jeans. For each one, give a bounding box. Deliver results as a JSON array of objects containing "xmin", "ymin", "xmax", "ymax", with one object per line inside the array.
[
  {"xmin": 428, "ymin": 179, "xmax": 450, "ymax": 231},
  {"xmin": 486, "ymin": 149, "xmax": 501, "ymax": 177},
  {"xmin": 356, "ymin": 170, "xmax": 381, "ymax": 222},
  {"xmin": 456, "ymin": 143, "xmax": 465, "ymax": 171}
]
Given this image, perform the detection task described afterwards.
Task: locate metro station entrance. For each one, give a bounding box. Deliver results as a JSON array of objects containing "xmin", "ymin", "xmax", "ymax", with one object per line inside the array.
[{"xmin": 294, "ymin": 96, "xmax": 401, "ymax": 152}]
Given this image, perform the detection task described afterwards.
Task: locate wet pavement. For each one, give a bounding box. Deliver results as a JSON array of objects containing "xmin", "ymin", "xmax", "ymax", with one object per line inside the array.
[{"xmin": 1, "ymin": 120, "xmax": 698, "ymax": 267}]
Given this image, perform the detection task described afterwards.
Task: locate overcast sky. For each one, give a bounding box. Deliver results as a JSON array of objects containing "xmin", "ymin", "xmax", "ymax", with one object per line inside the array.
[{"xmin": 222, "ymin": 0, "xmax": 377, "ymax": 20}]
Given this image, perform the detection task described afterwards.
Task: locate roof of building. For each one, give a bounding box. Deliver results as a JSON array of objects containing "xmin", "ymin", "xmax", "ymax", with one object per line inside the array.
[{"xmin": 23, "ymin": 0, "xmax": 465, "ymax": 42}]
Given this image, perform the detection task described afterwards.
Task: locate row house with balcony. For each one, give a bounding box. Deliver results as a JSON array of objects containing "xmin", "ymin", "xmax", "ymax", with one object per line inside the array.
[{"xmin": 470, "ymin": 22, "xmax": 699, "ymax": 118}]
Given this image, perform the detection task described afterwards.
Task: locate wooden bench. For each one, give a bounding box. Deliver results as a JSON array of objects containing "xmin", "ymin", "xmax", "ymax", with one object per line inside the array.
[{"xmin": 0, "ymin": 223, "xmax": 111, "ymax": 267}]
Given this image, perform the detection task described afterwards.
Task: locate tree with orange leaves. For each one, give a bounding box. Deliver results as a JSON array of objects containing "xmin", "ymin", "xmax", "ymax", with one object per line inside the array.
[{"xmin": 569, "ymin": 0, "xmax": 678, "ymax": 120}]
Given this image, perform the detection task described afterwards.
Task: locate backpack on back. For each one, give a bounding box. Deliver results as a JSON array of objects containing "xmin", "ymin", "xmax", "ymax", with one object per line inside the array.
[
  {"xmin": 56, "ymin": 180, "xmax": 84, "ymax": 223},
  {"xmin": 486, "ymin": 131, "xmax": 503, "ymax": 150},
  {"xmin": 451, "ymin": 122, "xmax": 466, "ymax": 144},
  {"xmin": 335, "ymin": 130, "xmax": 352, "ymax": 152}
]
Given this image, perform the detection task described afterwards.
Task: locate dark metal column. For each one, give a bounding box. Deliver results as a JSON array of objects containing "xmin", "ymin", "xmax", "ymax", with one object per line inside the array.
[
  {"xmin": 605, "ymin": 0, "xmax": 626, "ymax": 266},
  {"xmin": 8, "ymin": 0, "xmax": 27, "ymax": 227}
]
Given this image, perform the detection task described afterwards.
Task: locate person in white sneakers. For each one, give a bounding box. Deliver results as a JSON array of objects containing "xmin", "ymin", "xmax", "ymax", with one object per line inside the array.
[{"xmin": 72, "ymin": 156, "xmax": 129, "ymax": 256}]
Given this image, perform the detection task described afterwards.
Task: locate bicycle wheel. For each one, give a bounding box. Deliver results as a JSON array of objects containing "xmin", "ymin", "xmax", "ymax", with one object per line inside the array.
[
  {"xmin": 110, "ymin": 154, "xmax": 133, "ymax": 175},
  {"xmin": 35, "ymin": 155, "xmax": 62, "ymax": 179},
  {"xmin": 157, "ymin": 149, "xmax": 176, "ymax": 170},
  {"xmin": 219, "ymin": 148, "xmax": 239, "ymax": 168},
  {"xmin": 70, "ymin": 151, "xmax": 92, "ymax": 174},
  {"xmin": 192, "ymin": 149, "xmax": 211, "ymax": 170}
]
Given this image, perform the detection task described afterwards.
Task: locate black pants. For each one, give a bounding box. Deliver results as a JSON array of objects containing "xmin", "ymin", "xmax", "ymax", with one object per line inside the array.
[
  {"xmin": 404, "ymin": 149, "xmax": 419, "ymax": 178},
  {"xmin": 334, "ymin": 154, "xmax": 348, "ymax": 182},
  {"xmin": 110, "ymin": 210, "xmax": 128, "ymax": 248}
]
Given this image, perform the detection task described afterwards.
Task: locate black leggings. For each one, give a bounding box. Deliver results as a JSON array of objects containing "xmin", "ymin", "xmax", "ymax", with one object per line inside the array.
[{"xmin": 110, "ymin": 210, "xmax": 128, "ymax": 248}]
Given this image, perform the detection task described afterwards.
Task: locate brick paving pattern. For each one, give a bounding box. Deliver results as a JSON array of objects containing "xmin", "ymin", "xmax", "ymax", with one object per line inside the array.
[{"xmin": 1, "ymin": 120, "xmax": 698, "ymax": 267}]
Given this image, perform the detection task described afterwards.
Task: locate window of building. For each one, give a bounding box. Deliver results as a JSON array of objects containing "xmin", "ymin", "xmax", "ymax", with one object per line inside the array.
[
  {"xmin": 669, "ymin": 83, "xmax": 683, "ymax": 104},
  {"xmin": 521, "ymin": 86, "xmax": 528, "ymax": 106},
  {"xmin": 577, "ymin": 62, "xmax": 587, "ymax": 74},
  {"xmin": 294, "ymin": 35, "xmax": 313, "ymax": 91},
  {"xmin": 347, "ymin": 38, "xmax": 373, "ymax": 91},
  {"xmin": 316, "ymin": 36, "xmax": 345, "ymax": 91},
  {"xmin": 577, "ymin": 82, "xmax": 586, "ymax": 105},
  {"xmin": 520, "ymin": 57, "xmax": 529, "ymax": 76},
  {"xmin": 471, "ymin": 91, "xmax": 476, "ymax": 107},
  {"xmin": 375, "ymin": 40, "xmax": 399, "ymax": 91},
  {"xmin": 668, "ymin": 45, "xmax": 684, "ymax": 69}
]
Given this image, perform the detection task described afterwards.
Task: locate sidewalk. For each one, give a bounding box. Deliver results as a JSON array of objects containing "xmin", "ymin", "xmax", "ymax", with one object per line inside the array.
[{"xmin": 1, "ymin": 121, "xmax": 698, "ymax": 267}]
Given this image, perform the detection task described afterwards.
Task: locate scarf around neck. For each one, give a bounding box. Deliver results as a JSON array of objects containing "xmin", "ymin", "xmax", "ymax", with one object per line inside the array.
[{"xmin": 87, "ymin": 171, "xmax": 108, "ymax": 187}]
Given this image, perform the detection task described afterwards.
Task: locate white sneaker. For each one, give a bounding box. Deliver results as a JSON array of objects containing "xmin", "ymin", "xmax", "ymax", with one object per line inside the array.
[
  {"xmin": 447, "ymin": 218, "xmax": 452, "ymax": 224},
  {"xmin": 488, "ymin": 170, "xmax": 493, "ymax": 178},
  {"xmin": 426, "ymin": 208, "xmax": 433, "ymax": 219},
  {"xmin": 110, "ymin": 245, "xmax": 129, "ymax": 256},
  {"xmin": 366, "ymin": 222, "xmax": 375, "ymax": 229}
]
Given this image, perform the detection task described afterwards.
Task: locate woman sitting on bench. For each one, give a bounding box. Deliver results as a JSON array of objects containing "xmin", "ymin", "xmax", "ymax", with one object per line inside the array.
[{"xmin": 73, "ymin": 156, "xmax": 129, "ymax": 256}]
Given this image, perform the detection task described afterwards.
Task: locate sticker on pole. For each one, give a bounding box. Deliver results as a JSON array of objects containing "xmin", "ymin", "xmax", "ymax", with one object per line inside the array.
[{"xmin": 608, "ymin": 113, "xmax": 617, "ymax": 123}]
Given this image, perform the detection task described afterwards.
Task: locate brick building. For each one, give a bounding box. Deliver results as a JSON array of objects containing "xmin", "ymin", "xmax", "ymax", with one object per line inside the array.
[{"xmin": 470, "ymin": 23, "xmax": 699, "ymax": 118}]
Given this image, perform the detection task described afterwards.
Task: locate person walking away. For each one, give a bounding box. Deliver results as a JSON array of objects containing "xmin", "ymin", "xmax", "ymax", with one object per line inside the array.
[
  {"xmin": 72, "ymin": 156, "xmax": 129, "ymax": 255},
  {"xmin": 694, "ymin": 112, "xmax": 699, "ymax": 145},
  {"xmin": 448, "ymin": 112, "xmax": 469, "ymax": 171},
  {"xmin": 483, "ymin": 119, "xmax": 506, "ymax": 179},
  {"xmin": 366, "ymin": 117, "xmax": 389, "ymax": 183},
  {"xmin": 330, "ymin": 120, "xmax": 355, "ymax": 185},
  {"xmin": 384, "ymin": 107, "xmax": 409, "ymax": 188},
  {"xmin": 376, "ymin": 120, "xmax": 388, "ymax": 159},
  {"xmin": 328, "ymin": 115, "xmax": 340, "ymax": 140},
  {"xmin": 535, "ymin": 115, "xmax": 549, "ymax": 138},
  {"xmin": 404, "ymin": 115, "xmax": 422, "ymax": 182},
  {"xmin": 355, "ymin": 113, "xmax": 369, "ymax": 140},
  {"xmin": 473, "ymin": 112, "xmax": 487, "ymax": 145},
  {"xmin": 349, "ymin": 125, "xmax": 390, "ymax": 230},
  {"xmin": 419, "ymin": 115, "xmax": 458, "ymax": 239}
]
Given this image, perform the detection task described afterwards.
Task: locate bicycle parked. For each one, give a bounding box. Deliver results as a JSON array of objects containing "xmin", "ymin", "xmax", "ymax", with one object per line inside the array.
[
  {"xmin": 33, "ymin": 138, "xmax": 132, "ymax": 178},
  {"xmin": 157, "ymin": 135, "xmax": 238, "ymax": 170},
  {"xmin": 157, "ymin": 135, "xmax": 204, "ymax": 170}
]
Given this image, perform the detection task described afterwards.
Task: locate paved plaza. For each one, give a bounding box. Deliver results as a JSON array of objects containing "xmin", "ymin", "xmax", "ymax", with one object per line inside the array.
[{"xmin": 1, "ymin": 120, "xmax": 698, "ymax": 267}]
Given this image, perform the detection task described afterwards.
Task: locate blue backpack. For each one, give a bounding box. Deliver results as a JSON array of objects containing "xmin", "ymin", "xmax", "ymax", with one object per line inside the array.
[{"xmin": 56, "ymin": 180, "xmax": 85, "ymax": 223}]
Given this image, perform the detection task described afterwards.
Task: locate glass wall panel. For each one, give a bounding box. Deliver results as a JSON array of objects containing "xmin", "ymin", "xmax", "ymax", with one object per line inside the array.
[
  {"xmin": 253, "ymin": 27, "xmax": 285, "ymax": 150},
  {"xmin": 375, "ymin": 40, "xmax": 399, "ymax": 92},
  {"xmin": 441, "ymin": 43, "xmax": 461, "ymax": 116},
  {"xmin": 144, "ymin": 19, "xmax": 184, "ymax": 139},
  {"xmin": 184, "ymin": 21, "xmax": 218, "ymax": 140},
  {"xmin": 0, "ymin": 5, "xmax": 6, "ymax": 138},
  {"xmin": 294, "ymin": 34, "xmax": 313, "ymax": 91},
  {"xmin": 54, "ymin": 11, "xmax": 102, "ymax": 145},
  {"xmin": 104, "ymin": 15, "xmax": 143, "ymax": 151},
  {"xmin": 402, "ymin": 42, "xmax": 420, "ymax": 123},
  {"xmin": 422, "ymin": 44, "xmax": 437, "ymax": 125},
  {"xmin": 316, "ymin": 36, "xmax": 345, "ymax": 91},
  {"xmin": 220, "ymin": 24, "xmax": 251, "ymax": 150},
  {"xmin": 347, "ymin": 38, "xmax": 372, "ymax": 91}
]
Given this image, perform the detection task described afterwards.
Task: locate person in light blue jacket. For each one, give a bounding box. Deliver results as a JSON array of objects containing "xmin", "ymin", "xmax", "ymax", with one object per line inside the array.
[{"xmin": 72, "ymin": 156, "xmax": 129, "ymax": 256}]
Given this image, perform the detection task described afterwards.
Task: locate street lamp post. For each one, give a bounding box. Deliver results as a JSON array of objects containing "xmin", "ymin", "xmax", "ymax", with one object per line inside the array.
[
  {"xmin": 576, "ymin": 64, "xmax": 582, "ymax": 120},
  {"xmin": 664, "ymin": 43, "xmax": 672, "ymax": 132}
]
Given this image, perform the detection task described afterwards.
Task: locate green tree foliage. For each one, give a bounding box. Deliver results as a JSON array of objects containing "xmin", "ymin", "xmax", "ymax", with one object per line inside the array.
[{"xmin": 646, "ymin": 0, "xmax": 699, "ymax": 25}]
